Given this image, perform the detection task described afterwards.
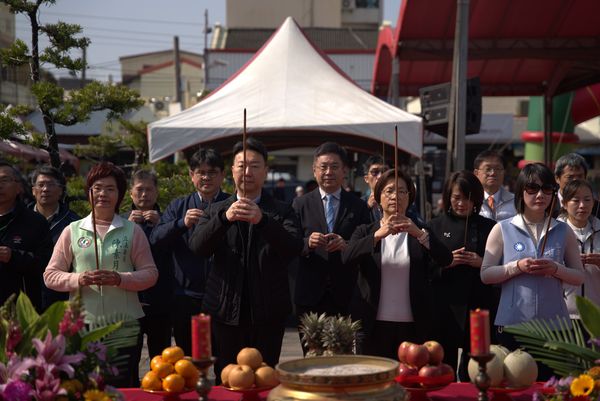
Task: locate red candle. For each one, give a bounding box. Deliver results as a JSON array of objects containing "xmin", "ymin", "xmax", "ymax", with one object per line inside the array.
[
  {"xmin": 191, "ymin": 313, "xmax": 212, "ymax": 360},
  {"xmin": 470, "ymin": 309, "xmax": 490, "ymax": 356}
]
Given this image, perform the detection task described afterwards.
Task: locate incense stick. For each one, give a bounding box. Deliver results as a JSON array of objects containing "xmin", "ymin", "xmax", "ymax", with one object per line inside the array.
[
  {"xmin": 382, "ymin": 132, "xmax": 385, "ymax": 167},
  {"xmin": 89, "ymin": 188, "xmax": 102, "ymax": 296},
  {"xmin": 394, "ymin": 125, "xmax": 398, "ymax": 214},
  {"xmin": 539, "ymin": 190, "xmax": 557, "ymax": 257},
  {"xmin": 243, "ymin": 108, "xmax": 247, "ymax": 198}
]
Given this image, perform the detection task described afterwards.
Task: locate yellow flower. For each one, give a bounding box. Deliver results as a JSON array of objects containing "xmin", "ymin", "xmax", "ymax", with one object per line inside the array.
[
  {"xmin": 571, "ymin": 374, "xmax": 595, "ymax": 396},
  {"xmin": 83, "ymin": 389, "xmax": 111, "ymax": 401},
  {"xmin": 61, "ymin": 379, "xmax": 84, "ymax": 394}
]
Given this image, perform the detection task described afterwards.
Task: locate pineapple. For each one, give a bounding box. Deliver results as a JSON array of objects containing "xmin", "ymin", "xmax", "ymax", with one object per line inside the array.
[
  {"xmin": 321, "ymin": 315, "xmax": 362, "ymax": 356},
  {"xmin": 299, "ymin": 312, "xmax": 327, "ymax": 357}
]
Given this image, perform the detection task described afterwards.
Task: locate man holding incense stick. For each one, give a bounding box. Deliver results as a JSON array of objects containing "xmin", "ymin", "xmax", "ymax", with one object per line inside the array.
[{"xmin": 189, "ymin": 138, "xmax": 302, "ymax": 378}]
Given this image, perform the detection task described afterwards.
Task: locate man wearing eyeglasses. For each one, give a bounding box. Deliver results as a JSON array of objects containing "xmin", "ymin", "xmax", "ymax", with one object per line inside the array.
[
  {"xmin": 362, "ymin": 155, "xmax": 387, "ymax": 222},
  {"xmin": 474, "ymin": 150, "xmax": 516, "ymax": 222},
  {"xmin": 293, "ymin": 142, "xmax": 370, "ymax": 350},
  {"xmin": 28, "ymin": 166, "xmax": 80, "ymax": 309},
  {"xmin": 150, "ymin": 148, "xmax": 228, "ymax": 355},
  {"xmin": 0, "ymin": 161, "xmax": 53, "ymax": 311}
]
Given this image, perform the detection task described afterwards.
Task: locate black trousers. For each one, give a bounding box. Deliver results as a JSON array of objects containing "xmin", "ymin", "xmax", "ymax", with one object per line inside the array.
[
  {"xmin": 212, "ymin": 319, "xmax": 285, "ymax": 384},
  {"xmin": 171, "ymin": 294, "xmax": 204, "ymax": 355},
  {"xmin": 363, "ymin": 320, "xmax": 420, "ymax": 360},
  {"xmin": 133, "ymin": 307, "xmax": 173, "ymax": 377}
]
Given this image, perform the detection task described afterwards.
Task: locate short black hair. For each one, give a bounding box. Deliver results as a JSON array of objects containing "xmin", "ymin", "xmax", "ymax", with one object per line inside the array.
[
  {"xmin": 0, "ymin": 160, "xmax": 20, "ymax": 179},
  {"xmin": 442, "ymin": 170, "xmax": 485, "ymax": 214},
  {"xmin": 131, "ymin": 169, "xmax": 158, "ymax": 187},
  {"xmin": 474, "ymin": 150, "xmax": 505, "ymax": 169},
  {"xmin": 31, "ymin": 165, "xmax": 66, "ymax": 188},
  {"xmin": 554, "ymin": 153, "xmax": 588, "ymax": 178},
  {"xmin": 373, "ymin": 168, "xmax": 416, "ymax": 206},
  {"xmin": 188, "ymin": 148, "xmax": 224, "ymax": 171},
  {"xmin": 314, "ymin": 142, "xmax": 349, "ymax": 166},
  {"xmin": 232, "ymin": 137, "xmax": 268, "ymax": 163},
  {"xmin": 363, "ymin": 155, "xmax": 386, "ymax": 173},
  {"xmin": 513, "ymin": 162, "xmax": 556, "ymax": 214}
]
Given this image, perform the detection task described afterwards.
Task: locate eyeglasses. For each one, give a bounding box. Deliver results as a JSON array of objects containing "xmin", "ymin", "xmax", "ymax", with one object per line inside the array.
[
  {"xmin": 478, "ymin": 167, "xmax": 504, "ymax": 175},
  {"xmin": 383, "ymin": 188, "xmax": 409, "ymax": 197},
  {"xmin": 0, "ymin": 177, "xmax": 16, "ymax": 185},
  {"xmin": 193, "ymin": 170, "xmax": 220, "ymax": 178},
  {"xmin": 91, "ymin": 186, "xmax": 117, "ymax": 195},
  {"xmin": 316, "ymin": 164, "xmax": 340, "ymax": 172},
  {"xmin": 524, "ymin": 183, "xmax": 556, "ymax": 195},
  {"xmin": 34, "ymin": 181, "xmax": 59, "ymax": 189}
]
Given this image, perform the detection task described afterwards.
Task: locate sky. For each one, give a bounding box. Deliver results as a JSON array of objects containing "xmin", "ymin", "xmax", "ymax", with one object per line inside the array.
[{"xmin": 14, "ymin": 0, "xmax": 402, "ymax": 83}]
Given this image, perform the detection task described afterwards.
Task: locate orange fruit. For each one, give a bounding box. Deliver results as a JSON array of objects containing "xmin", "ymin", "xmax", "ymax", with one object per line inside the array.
[
  {"xmin": 162, "ymin": 346, "xmax": 185, "ymax": 364},
  {"xmin": 236, "ymin": 348, "xmax": 263, "ymax": 370},
  {"xmin": 152, "ymin": 361, "xmax": 175, "ymax": 378},
  {"xmin": 184, "ymin": 371, "xmax": 200, "ymax": 389},
  {"xmin": 141, "ymin": 371, "xmax": 162, "ymax": 391},
  {"xmin": 174, "ymin": 359, "xmax": 199, "ymax": 379},
  {"xmin": 150, "ymin": 355, "xmax": 164, "ymax": 371},
  {"xmin": 163, "ymin": 373, "xmax": 185, "ymax": 392}
]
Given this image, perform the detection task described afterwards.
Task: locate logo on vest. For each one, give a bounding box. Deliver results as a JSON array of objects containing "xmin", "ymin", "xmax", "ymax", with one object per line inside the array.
[
  {"xmin": 77, "ymin": 237, "xmax": 92, "ymax": 248},
  {"xmin": 514, "ymin": 242, "xmax": 525, "ymax": 252}
]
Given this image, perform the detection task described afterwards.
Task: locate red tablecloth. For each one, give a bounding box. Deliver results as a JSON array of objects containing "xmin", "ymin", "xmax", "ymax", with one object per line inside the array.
[{"xmin": 122, "ymin": 383, "xmax": 544, "ymax": 401}]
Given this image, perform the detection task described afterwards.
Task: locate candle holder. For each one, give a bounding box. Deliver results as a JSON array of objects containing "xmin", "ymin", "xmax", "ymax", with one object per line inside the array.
[
  {"xmin": 469, "ymin": 353, "xmax": 494, "ymax": 401},
  {"xmin": 192, "ymin": 357, "xmax": 216, "ymax": 401}
]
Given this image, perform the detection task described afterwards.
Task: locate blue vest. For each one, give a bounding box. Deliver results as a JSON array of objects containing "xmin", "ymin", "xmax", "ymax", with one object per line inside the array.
[{"xmin": 495, "ymin": 215, "xmax": 570, "ymax": 326}]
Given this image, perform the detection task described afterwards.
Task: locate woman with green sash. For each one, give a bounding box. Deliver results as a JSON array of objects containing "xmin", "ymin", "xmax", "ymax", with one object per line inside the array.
[{"xmin": 44, "ymin": 162, "xmax": 158, "ymax": 387}]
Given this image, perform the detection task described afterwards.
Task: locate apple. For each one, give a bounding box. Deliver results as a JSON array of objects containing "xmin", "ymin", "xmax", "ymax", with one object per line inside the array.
[
  {"xmin": 424, "ymin": 341, "xmax": 444, "ymax": 365},
  {"xmin": 397, "ymin": 341, "xmax": 414, "ymax": 364},
  {"xmin": 406, "ymin": 343, "xmax": 430, "ymax": 368},
  {"xmin": 439, "ymin": 363, "xmax": 455, "ymax": 381},
  {"xmin": 418, "ymin": 364, "xmax": 441, "ymax": 378},
  {"xmin": 398, "ymin": 363, "xmax": 419, "ymax": 377}
]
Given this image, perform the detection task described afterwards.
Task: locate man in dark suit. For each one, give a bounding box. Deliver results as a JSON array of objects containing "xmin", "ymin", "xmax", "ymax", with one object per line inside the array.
[
  {"xmin": 293, "ymin": 142, "xmax": 371, "ymax": 331},
  {"xmin": 150, "ymin": 148, "xmax": 229, "ymax": 355},
  {"xmin": 189, "ymin": 138, "xmax": 303, "ymax": 378}
]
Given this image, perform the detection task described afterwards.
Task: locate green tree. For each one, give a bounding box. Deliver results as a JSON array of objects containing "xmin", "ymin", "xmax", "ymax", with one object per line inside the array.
[{"xmin": 0, "ymin": 0, "xmax": 144, "ymax": 168}]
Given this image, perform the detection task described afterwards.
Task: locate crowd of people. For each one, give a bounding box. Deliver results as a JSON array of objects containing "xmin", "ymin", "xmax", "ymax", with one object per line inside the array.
[{"xmin": 0, "ymin": 141, "xmax": 596, "ymax": 385}]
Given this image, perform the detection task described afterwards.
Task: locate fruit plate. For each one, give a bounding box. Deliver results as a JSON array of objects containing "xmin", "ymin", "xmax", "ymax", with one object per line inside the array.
[
  {"xmin": 142, "ymin": 388, "xmax": 195, "ymax": 401},
  {"xmin": 488, "ymin": 386, "xmax": 530, "ymax": 401},
  {"xmin": 221, "ymin": 385, "xmax": 275, "ymax": 401},
  {"xmin": 400, "ymin": 385, "xmax": 449, "ymax": 401},
  {"xmin": 395, "ymin": 372, "xmax": 454, "ymax": 387}
]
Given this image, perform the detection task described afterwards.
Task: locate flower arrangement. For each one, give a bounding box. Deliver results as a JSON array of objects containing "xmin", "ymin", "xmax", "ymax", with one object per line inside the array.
[
  {"xmin": 0, "ymin": 292, "xmax": 129, "ymax": 401},
  {"xmin": 504, "ymin": 296, "xmax": 600, "ymax": 401}
]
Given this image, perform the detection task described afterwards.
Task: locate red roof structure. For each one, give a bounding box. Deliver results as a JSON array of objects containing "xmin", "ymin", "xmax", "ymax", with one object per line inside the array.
[{"xmin": 372, "ymin": 0, "xmax": 600, "ymax": 98}]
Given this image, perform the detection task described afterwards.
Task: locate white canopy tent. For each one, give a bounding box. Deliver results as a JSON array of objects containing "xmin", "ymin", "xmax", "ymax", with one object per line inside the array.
[{"xmin": 148, "ymin": 17, "xmax": 422, "ymax": 162}]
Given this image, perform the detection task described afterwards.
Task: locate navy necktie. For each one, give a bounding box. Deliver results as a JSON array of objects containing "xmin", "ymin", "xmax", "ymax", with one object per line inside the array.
[{"xmin": 326, "ymin": 194, "xmax": 335, "ymax": 233}]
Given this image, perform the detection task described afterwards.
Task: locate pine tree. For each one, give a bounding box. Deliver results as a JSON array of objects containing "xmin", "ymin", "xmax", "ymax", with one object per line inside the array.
[{"xmin": 0, "ymin": 0, "xmax": 143, "ymax": 168}]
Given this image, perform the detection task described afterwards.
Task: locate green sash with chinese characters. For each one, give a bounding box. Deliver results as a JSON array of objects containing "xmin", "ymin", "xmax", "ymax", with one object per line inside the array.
[{"xmin": 70, "ymin": 216, "xmax": 144, "ymax": 322}]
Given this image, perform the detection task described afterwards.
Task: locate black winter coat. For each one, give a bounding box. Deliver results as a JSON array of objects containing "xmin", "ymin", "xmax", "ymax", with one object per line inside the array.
[
  {"xmin": 341, "ymin": 221, "xmax": 452, "ymax": 340},
  {"xmin": 0, "ymin": 201, "xmax": 53, "ymax": 310},
  {"xmin": 189, "ymin": 191, "xmax": 303, "ymax": 325}
]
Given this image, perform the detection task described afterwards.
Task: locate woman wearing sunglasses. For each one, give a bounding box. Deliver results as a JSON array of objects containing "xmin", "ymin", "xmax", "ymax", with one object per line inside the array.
[
  {"xmin": 557, "ymin": 179, "xmax": 600, "ymax": 320},
  {"xmin": 481, "ymin": 163, "xmax": 583, "ymax": 379}
]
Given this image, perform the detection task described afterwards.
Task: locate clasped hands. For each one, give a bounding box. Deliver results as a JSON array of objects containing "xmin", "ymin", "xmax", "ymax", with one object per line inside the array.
[
  {"xmin": 129, "ymin": 210, "xmax": 160, "ymax": 225},
  {"xmin": 308, "ymin": 232, "xmax": 346, "ymax": 252},
  {"xmin": 226, "ymin": 198, "xmax": 262, "ymax": 224},
  {"xmin": 448, "ymin": 247, "xmax": 482, "ymax": 268},
  {"xmin": 374, "ymin": 214, "xmax": 420, "ymax": 242},
  {"xmin": 78, "ymin": 269, "xmax": 121, "ymax": 287},
  {"xmin": 516, "ymin": 257, "xmax": 558, "ymax": 276}
]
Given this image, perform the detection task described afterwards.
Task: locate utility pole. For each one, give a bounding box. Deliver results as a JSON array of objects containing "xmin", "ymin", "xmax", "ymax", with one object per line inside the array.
[
  {"xmin": 174, "ymin": 36, "xmax": 183, "ymax": 107},
  {"xmin": 204, "ymin": 9, "xmax": 211, "ymax": 94}
]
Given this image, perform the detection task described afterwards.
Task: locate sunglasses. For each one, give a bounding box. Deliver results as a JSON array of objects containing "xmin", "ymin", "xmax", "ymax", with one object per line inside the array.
[{"xmin": 524, "ymin": 183, "xmax": 556, "ymax": 195}]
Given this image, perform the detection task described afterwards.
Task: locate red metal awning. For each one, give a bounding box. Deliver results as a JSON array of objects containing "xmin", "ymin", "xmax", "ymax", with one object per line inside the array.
[
  {"xmin": 372, "ymin": 0, "xmax": 600, "ymax": 98},
  {"xmin": 0, "ymin": 140, "xmax": 80, "ymax": 171}
]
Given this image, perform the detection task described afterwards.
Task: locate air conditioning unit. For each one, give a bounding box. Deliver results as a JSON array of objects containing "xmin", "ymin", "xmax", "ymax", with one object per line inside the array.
[{"xmin": 342, "ymin": 0, "xmax": 355, "ymax": 11}]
